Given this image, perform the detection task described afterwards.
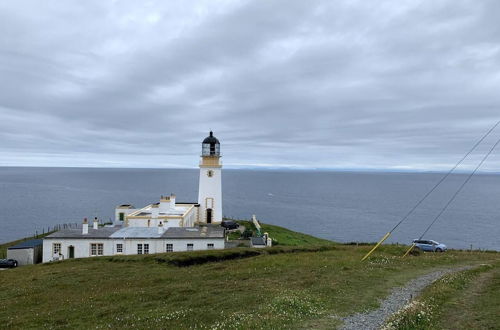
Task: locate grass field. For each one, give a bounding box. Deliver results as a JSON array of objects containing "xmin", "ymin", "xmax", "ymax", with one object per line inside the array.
[{"xmin": 0, "ymin": 224, "xmax": 498, "ymax": 329}]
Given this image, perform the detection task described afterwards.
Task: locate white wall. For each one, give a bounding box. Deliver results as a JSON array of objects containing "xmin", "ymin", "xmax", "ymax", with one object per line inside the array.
[
  {"xmin": 159, "ymin": 200, "xmax": 171, "ymax": 213},
  {"xmin": 163, "ymin": 239, "xmax": 225, "ymax": 252},
  {"xmin": 164, "ymin": 219, "xmax": 182, "ymax": 228},
  {"xmin": 118, "ymin": 238, "xmax": 223, "ymax": 254},
  {"xmin": 115, "ymin": 208, "xmax": 136, "ymax": 225},
  {"xmin": 182, "ymin": 206, "xmax": 197, "ymax": 227},
  {"xmin": 43, "ymin": 238, "xmax": 113, "ymax": 262},
  {"xmin": 7, "ymin": 249, "xmax": 33, "ymax": 266},
  {"xmin": 127, "ymin": 218, "xmax": 182, "ymax": 228},
  {"xmin": 42, "ymin": 237, "xmax": 225, "ymax": 262},
  {"xmin": 198, "ymin": 167, "xmax": 222, "ymax": 223}
]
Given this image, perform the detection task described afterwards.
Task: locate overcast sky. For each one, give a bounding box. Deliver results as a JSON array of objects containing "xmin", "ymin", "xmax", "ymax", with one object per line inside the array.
[{"xmin": 1, "ymin": 1, "xmax": 500, "ymax": 170}]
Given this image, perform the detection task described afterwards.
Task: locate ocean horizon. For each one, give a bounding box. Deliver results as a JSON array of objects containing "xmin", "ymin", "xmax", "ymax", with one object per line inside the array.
[
  {"xmin": 1, "ymin": 166, "xmax": 499, "ymax": 250},
  {"xmin": 2, "ymin": 165, "xmax": 500, "ymax": 174}
]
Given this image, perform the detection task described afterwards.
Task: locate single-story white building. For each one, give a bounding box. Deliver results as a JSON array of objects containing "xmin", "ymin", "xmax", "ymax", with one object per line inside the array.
[
  {"xmin": 43, "ymin": 224, "xmax": 225, "ymax": 263},
  {"xmin": 7, "ymin": 239, "xmax": 43, "ymax": 266}
]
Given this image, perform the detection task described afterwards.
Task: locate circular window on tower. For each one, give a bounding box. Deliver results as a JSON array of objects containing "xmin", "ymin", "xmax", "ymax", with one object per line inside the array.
[{"xmin": 207, "ymin": 170, "xmax": 214, "ymax": 177}]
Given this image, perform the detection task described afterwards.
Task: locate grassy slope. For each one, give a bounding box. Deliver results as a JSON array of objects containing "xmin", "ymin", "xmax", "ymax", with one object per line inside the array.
[
  {"xmin": 235, "ymin": 220, "xmax": 333, "ymax": 246},
  {"xmin": 436, "ymin": 265, "xmax": 500, "ymax": 329},
  {"xmin": 1, "ymin": 239, "xmax": 498, "ymax": 329}
]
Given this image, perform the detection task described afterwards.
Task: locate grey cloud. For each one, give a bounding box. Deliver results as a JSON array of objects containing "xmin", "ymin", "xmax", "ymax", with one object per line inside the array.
[{"xmin": 0, "ymin": 0, "xmax": 500, "ymax": 170}]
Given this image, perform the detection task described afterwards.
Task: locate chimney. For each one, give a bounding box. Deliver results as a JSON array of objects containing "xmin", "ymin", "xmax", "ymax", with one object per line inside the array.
[
  {"xmin": 158, "ymin": 222, "xmax": 165, "ymax": 235},
  {"xmin": 93, "ymin": 217, "xmax": 99, "ymax": 230},
  {"xmin": 159, "ymin": 195, "xmax": 170, "ymax": 213},
  {"xmin": 264, "ymin": 232, "xmax": 272, "ymax": 247},
  {"xmin": 82, "ymin": 218, "xmax": 88, "ymax": 235},
  {"xmin": 170, "ymin": 193, "xmax": 176, "ymax": 210},
  {"xmin": 151, "ymin": 204, "xmax": 159, "ymax": 218}
]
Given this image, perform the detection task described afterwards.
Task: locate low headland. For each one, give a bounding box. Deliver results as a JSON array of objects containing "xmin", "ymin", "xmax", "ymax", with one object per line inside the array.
[{"xmin": 0, "ymin": 221, "xmax": 498, "ymax": 329}]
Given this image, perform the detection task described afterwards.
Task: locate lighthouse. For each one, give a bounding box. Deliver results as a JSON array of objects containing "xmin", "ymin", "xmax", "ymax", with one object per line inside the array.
[{"xmin": 198, "ymin": 131, "xmax": 223, "ymax": 224}]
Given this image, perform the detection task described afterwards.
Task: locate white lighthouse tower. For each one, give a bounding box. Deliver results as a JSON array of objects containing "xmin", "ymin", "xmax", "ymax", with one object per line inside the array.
[{"xmin": 198, "ymin": 131, "xmax": 222, "ymax": 224}]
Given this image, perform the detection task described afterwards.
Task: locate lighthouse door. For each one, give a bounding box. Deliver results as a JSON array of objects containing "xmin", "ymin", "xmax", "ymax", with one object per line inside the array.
[
  {"xmin": 206, "ymin": 209, "xmax": 213, "ymax": 224},
  {"xmin": 68, "ymin": 246, "xmax": 75, "ymax": 259}
]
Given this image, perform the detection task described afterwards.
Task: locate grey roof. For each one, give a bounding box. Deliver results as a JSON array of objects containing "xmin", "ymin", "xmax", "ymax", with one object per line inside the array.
[
  {"xmin": 251, "ymin": 237, "xmax": 266, "ymax": 246},
  {"xmin": 110, "ymin": 227, "xmax": 163, "ymax": 239},
  {"xmin": 44, "ymin": 226, "xmax": 225, "ymax": 239},
  {"xmin": 163, "ymin": 226, "xmax": 225, "ymax": 239},
  {"xmin": 8, "ymin": 239, "xmax": 43, "ymax": 249},
  {"xmin": 44, "ymin": 227, "xmax": 120, "ymax": 239},
  {"xmin": 116, "ymin": 204, "xmax": 135, "ymax": 209}
]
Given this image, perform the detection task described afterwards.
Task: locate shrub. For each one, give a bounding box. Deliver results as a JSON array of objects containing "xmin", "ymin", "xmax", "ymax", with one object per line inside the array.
[
  {"xmin": 155, "ymin": 249, "xmax": 262, "ymax": 267},
  {"xmin": 227, "ymin": 231, "xmax": 241, "ymax": 240},
  {"xmin": 101, "ymin": 245, "xmax": 336, "ymax": 267},
  {"xmin": 242, "ymin": 228, "xmax": 253, "ymax": 239},
  {"xmin": 410, "ymin": 247, "xmax": 421, "ymax": 256}
]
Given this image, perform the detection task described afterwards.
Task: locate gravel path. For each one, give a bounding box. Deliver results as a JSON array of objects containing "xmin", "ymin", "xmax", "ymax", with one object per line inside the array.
[{"xmin": 339, "ymin": 265, "xmax": 474, "ymax": 330}]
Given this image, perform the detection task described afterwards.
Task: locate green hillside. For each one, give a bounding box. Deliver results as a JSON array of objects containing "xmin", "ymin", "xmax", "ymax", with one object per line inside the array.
[
  {"xmin": 234, "ymin": 220, "xmax": 334, "ymax": 246},
  {"xmin": 0, "ymin": 226, "xmax": 498, "ymax": 329}
]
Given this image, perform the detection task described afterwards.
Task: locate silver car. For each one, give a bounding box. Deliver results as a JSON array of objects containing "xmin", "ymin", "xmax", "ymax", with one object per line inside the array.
[{"xmin": 412, "ymin": 239, "xmax": 447, "ymax": 252}]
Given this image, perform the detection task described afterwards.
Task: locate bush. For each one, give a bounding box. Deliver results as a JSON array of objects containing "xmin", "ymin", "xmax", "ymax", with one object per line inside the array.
[
  {"xmin": 343, "ymin": 242, "xmax": 373, "ymax": 246},
  {"xmin": 155, "ymin": 249, "xmax": 262, "ymax": 267},
  {"xmin": 101, "ymin": 245, "xmax": 336, "ymax": 267},
  {"xmin": 227, "ymin": 231, "xmax": 241, "ymax": 240},
  {"xmin": 410, "ymin": 247, "xmax": 421, "ymax": 256},
  {"xmin": 242, "ymin": 228, "xmax": 253, "ymax": 239}
]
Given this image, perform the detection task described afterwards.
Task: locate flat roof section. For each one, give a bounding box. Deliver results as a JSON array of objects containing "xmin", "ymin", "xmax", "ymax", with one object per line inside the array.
[
  {"xmin": 163, "ymin": 226, "xmax": 225, "ymax": 239},
  {"xmin": 8, "ymin": 239, "xmax": 43, "ymax": 249},
  {"xmin": 44, "ymin": 227, "xmax": 121, "ymax": 239},
  {"xmin": 116, "ymin": 204, "xmax": 135, "ymax": 209},
  {"xmin": 127, "ymin": 204, "xmax": 194, "ymax": 218}
]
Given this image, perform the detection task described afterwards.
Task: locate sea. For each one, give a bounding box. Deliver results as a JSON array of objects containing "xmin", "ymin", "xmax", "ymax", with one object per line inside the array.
[{"xmin": 0, "ymin": 167, "xmax": 499, "ymax": 250}]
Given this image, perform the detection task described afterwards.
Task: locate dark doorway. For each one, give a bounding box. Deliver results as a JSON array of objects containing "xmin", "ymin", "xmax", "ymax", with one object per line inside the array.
[
  {"xmin": 206, "ymin": 209, "xmax": 213, "ymax": 224},
  {"xmin": 68, "ymin": 246, "xmax": 75, "ymax": 259}
]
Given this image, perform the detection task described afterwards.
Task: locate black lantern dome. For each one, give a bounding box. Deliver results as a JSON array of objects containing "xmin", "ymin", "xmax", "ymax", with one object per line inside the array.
[{"xmin": 202, "ymin": 131, "xmax": 220, "ymax": 156}]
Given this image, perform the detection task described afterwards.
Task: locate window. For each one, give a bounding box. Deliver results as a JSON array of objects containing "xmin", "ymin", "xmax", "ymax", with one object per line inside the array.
[
  {"xmin": 137, "ymin": 244, "xmax": 143, "ymax": 255},
  {"xmin": 53, "ymin": 243, "xmax": 61, "ymax": 255},
  {"xmin": 207, "ymin": 243, "xmax": 214, "ymax": 250},
  {"xmin": 166, "ymin": 244, "xmax": 173, "ymax": 252},
  {"xmin": 91, "ymin": 243, "xmax": 104, "ymax": 256},
  {"xmin": 119, "ymin": 212, "xmax": 125, "ymax": 221},
  {"xmin": 144, "ymin": 244, "xmax": 149, "ymax": 254},
  {"xmin": 116, "ymin": 244, "xmax": 123, "ymax": 253},
  {"xmin": 187, "ymin": 243, "xmax": 194, "ymax": 251}
]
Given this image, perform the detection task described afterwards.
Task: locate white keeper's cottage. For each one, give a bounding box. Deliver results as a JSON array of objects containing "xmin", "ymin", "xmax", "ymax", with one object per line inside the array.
[{"xmin": 43, "ymin": 131, "xmax": 226, "ymax": 262}]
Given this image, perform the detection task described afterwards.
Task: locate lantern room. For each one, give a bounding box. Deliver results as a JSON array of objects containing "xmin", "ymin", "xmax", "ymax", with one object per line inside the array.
[{"xmin": 202, "ymin": 131, "xmax": 220, "ymax": 157}]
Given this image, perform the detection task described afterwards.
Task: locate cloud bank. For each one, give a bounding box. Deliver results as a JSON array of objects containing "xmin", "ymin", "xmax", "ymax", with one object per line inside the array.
[{"xmin": 1, "ymin": 0, "xmax": 500, "ymax": 170}]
